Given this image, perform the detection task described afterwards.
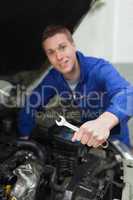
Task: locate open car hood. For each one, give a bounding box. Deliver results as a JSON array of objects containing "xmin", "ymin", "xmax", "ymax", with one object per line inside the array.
[{"xmin": 0, "ymin": 0, "xmax": 93, "ymax": 75}]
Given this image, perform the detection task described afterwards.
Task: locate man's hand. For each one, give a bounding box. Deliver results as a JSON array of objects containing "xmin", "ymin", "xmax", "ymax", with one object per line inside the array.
[
  {"xmin": 72, "ymin": 119, "xmax": 110, "ymax": 147},
  {"xmin": 71, "ymin": 112, "xmax": 119, "ymax": 148}
]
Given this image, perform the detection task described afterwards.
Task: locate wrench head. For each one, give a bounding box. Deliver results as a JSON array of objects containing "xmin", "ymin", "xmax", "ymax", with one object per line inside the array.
[{"xmin": 55, "ymin": 115, "xmax": 65, "ymax": 126}]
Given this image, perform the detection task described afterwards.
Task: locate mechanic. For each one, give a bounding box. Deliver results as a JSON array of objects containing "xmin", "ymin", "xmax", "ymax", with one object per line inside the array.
[{"xmin": 18, "ymin": 25, "xmax": 133, "ymax": 148}]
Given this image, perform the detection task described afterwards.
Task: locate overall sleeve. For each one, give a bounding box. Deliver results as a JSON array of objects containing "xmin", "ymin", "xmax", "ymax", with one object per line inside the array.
[
  {"xmin": 97, "ymin": 60, "xmax": 133, "ymax": 122},
  {"xmin": 18, "ymin": 72, "xmax": 58, "ymax": 137}
]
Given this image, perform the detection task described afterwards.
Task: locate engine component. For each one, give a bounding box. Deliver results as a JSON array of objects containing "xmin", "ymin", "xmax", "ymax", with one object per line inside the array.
[
  {"xmin": 0, "ymin": 80, "xmax": 15, "ymax": 109},
  {"xmin": 0, "ymin": 140, "xmax": 46, "ymax": 200},
  {"xmin": 61, "ymin": 145, "xmax": 122, "ymax": 200},
  {"xmin": 50, "ymin": 127, "xmax": 80, "ymax": 182},
  {"xmin": 10, "ymin": 158, "xmax": 44, "ymax": 200},
  {"xmin": 111, "ymin": 140, "xmax": 133, "ymax": 200}
]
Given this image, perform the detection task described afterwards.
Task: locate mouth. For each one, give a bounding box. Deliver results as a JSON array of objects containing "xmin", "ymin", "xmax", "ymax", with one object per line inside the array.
[{"xmin": 60, "ymin": 60, "xmax": 69, "ymax": 66}]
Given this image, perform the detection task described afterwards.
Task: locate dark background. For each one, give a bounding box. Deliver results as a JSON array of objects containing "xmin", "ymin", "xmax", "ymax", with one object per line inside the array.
[{"xmin": 0, "ymin": 0, "xmax": 93, "ymax": 74}]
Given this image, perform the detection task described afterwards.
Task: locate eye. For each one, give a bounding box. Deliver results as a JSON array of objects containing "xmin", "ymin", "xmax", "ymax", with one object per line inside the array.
[
  {"xmin": 47, "ymin": 50, "xmax": 54, "ymax": 56},
  {"xmin": 59, "ymin": 45, "xmax": 66, "ymax": 51}
]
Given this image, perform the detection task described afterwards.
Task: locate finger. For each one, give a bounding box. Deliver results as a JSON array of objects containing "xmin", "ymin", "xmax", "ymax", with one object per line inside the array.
[
  {"xmin": 80, "ymin": 134, "xmax": 89, "ymax": 144},
  {"xmin": 87, "ymin": 134, "xmax": 96, "ymax": 147},
  {"xmin": 76, "ymin": 130, "xmax": 83, "ymax": 141},
  {"xmin": 79, "ymin": 128, "xmax": 93, "ymax": 145},
  {"xmin": 93, "ymin": 140, "xmax": 103, "ymax": 148},
  {"xmin": 71, "ymin": 131, "xmax": 79, "ymax": 142},
  {"xmin": 97, "ymin": 131, "xmax": 110, "ymax": 141},
  {"xmin": 81, "ymin": 126, "xmax": 93, "ymax": 141},
  {"xmin": 93, "ymin": 139, "xmax": 105, "ymax": 148},
  {"xmin": 72, "ymin": 126, "xmax": 87, "ymax": 142}
]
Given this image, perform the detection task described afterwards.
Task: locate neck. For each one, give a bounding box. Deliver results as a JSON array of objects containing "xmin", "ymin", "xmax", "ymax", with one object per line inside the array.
[{"xmin": 64, "ymin": 60, "xmax": 80, "ymax": 81}]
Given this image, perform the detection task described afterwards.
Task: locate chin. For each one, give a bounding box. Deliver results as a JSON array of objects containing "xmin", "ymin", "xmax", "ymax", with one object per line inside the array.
[{"xmin": 63, "ymin": 67, "xmax": 73, "ymax": 74}]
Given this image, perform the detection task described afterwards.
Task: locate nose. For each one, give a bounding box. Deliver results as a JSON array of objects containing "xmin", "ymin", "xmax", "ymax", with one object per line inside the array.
[{"xmin": 56, "ymin": 51, "xmax": 63, "ymax": 60}]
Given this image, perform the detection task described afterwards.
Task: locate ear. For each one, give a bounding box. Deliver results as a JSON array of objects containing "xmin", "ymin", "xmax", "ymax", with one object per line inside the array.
[{"xmin": 72, "ymin": 41, "xmax": 76, "ymax": 49}]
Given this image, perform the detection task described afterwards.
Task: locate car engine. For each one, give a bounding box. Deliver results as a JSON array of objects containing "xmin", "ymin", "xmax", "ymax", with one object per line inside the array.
[
  {"xmin": 0, "ymin": 80, "xmax": 133, "ymax": 200},
  {"xmin": 1, "ymin": 121, "xmax": 133, "ymax": 200}
]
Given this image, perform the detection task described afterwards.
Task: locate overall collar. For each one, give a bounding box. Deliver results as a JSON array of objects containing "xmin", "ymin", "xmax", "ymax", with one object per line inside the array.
[
  {"xmin": 56, "ymin": 51, "xmax": 89, "ymax": 86},
  {"xmin": 76, "ymin": 51, "xmax": 88, "ymax": 84}
]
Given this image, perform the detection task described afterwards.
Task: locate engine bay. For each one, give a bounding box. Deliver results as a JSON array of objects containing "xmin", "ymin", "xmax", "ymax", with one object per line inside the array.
[
  {"xmin": 0, "ymin": 80, "xmax": 133, "ymax": 200},
  {"xmin": 0, "ymin": 120, "xmax": 129, "ymax": 200}
]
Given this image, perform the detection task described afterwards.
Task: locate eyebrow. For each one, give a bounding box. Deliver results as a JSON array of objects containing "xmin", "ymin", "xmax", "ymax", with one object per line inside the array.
[{"xmin": 46, "ymin": 42, "xmax": 67, "ymax": 52}]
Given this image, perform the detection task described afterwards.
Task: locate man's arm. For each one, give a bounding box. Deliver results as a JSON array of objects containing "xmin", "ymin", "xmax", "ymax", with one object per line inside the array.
[
  {"xmin": 72, "ymin": 60, "xmax": 133, "ymax": 147},
  {"xmin": 72, "ymin": 111, "xmax": 119, "ymax": 147},
  {"xmin": 18, "ymin": 71, "xmax": 58, "ymax": 139}
]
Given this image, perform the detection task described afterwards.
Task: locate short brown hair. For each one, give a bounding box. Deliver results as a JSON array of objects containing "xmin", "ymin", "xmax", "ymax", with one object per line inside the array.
[{"xmin": 42, "ymin": 25, "xmax": 74, "ymax": 43}]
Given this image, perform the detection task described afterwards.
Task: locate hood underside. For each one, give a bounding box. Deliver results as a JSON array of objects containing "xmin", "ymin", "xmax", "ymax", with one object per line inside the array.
[{"xmin": 0, "ymin": 0, "xmax": 93, "ymax": 75}]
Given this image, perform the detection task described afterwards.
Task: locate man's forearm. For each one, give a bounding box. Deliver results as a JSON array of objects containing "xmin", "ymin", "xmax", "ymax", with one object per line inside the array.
[{"xmin": 97, "ymin": 111, "xmax": 119, "ymax": 131}]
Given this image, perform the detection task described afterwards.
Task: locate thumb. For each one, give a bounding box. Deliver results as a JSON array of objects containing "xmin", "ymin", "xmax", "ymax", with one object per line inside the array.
[{"xmin": 71, "ymin": 131, "xmax": 78, "ymax": 142}]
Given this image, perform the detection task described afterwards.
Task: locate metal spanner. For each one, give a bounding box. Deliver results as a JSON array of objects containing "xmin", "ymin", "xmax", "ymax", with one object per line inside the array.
[{"xmin": 55, "ymin": 115, "xmax": 109, "ymax": 148}]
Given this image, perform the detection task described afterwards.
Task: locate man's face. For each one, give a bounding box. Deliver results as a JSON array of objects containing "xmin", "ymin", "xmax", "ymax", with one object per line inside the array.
[{"xmin": 42, "ymin": 33, "xmax": 78, "ymax": 76}]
